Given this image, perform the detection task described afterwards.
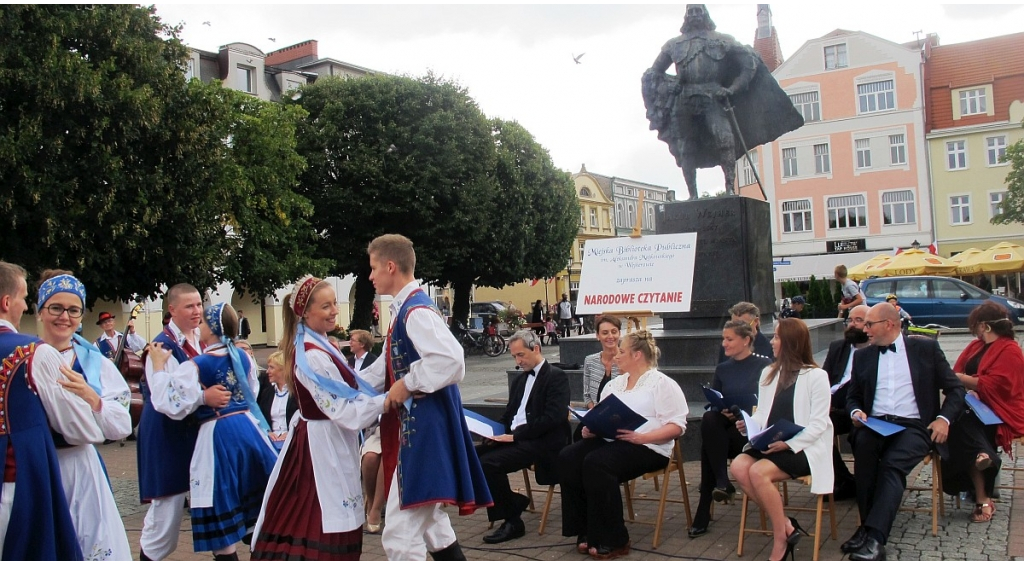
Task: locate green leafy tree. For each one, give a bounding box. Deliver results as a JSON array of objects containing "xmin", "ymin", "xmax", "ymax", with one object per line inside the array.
[
  {"xmin": 0, "ymin": 5, "xmax": 321, "ymax": 304},
  {"xmin": 289, "ymin": 73, "xmax": 496, "ymax": 329},
  {"xmin": 992, "ymin": 136, "xmax": 1024, "ymax": 225}
]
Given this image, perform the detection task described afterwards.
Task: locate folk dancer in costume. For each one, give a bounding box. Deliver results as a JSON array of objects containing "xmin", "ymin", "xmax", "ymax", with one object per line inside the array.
[
  {"xmin": 148, "ymin": 303, "xmax": 278, "ymax": 560},
  {"xmin": 0, "ymin": 261, "xmax": 105, "ymax": 560},
  {"xmin": 94, "ymin": 310, "xmax": 146, "ymax": 359},
  {"xmin": 36, "ymin": 270, "xmax": 133, "ymax": 560},
  {"xmin": 251, "ymin": 276, "xmax": 385, "ymax": 561},
  {"xmin": 364, "ymin": 234, "xmax": 493, "ymax": 561},
  {"xmin": 138, "ymin": 283, "xmax": 232, "ymax": 561}
]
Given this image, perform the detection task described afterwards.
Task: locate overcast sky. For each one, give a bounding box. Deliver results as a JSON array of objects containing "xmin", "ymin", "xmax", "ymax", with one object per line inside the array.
[{"xmin": 153, "ymin": 3, "xmax": 1024, "ymax": 196}]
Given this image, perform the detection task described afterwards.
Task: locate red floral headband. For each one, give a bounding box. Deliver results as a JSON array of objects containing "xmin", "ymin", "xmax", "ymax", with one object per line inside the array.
[{"xmin": 290, "ymin": 275, "xmax": 323, "ymax": 317}]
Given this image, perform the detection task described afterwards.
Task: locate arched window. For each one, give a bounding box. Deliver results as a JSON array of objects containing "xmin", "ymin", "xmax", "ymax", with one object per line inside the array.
[
  {"xmin": 615, "ymin": 202, "xmax": 623, "ymax": 227},
  {"xmin": 579, "ymin": 187, "xmax": 592, "ymax": 197}
]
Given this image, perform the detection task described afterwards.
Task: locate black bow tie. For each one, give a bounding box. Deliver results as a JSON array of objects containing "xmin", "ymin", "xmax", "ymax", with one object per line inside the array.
[{"xmin": 879, "ymin": 343, "xmax": 897, "ymax": 354}]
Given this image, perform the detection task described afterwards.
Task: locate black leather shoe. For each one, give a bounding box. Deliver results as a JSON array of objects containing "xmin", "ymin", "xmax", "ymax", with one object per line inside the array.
[
  {"xmin": 429, "ymin": 542, "xmax": 467, "ymax": 560},
  {"xmin": 849, "ymin": 536, "xmax": 886, "ymax": 561},
  {"xmin": 712, "ymin": 485, "xmax": 736, "ymax": 504},
  {"xmin": 483, "ymin": 520, "xmax": 526, "ymax": 544},
  {"xmin": 687, "ymin": 525, "xmax": 709, "ymax": 538},
  {"xmin": 841, "ymin": 527, "xmax": 867, "ymax": 553}
]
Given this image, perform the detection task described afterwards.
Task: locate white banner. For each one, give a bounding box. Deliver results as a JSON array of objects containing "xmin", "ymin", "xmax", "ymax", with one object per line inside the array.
[{"xmin": 575, "ymin": 233, "xmax": 698, "ymax": 315}]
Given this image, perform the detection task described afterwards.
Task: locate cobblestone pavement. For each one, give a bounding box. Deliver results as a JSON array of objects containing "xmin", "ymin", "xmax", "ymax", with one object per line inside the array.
[{"xmin": 101, "ymin": 330, "xmax": 1024, "ymax": 560}]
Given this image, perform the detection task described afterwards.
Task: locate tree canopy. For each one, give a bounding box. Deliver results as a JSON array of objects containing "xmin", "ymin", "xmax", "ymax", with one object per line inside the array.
[
  {"xmin": 0, "ymin": 5, "xmax": 323, "ymax": 304},
  {"xmin": 992, "ymin": 134, "xmax": 1024, "ymax": 226}
]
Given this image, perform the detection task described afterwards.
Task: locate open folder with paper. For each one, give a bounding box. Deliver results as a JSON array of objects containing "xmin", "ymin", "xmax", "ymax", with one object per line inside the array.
[{"xmin": 740, "ymin": 409, "xmax": 804, "ymax": 451}]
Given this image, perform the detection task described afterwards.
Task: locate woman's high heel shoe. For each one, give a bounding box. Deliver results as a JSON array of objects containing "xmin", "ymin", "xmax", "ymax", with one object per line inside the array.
[{"xmin": 786, "ymin": 516, "xmax": 808, "ymax": 547}]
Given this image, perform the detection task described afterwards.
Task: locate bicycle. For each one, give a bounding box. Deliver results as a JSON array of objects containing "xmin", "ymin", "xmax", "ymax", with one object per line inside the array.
[{"xmin": 450, "ymin": 322, "xmax": 505, "ymax": 357}]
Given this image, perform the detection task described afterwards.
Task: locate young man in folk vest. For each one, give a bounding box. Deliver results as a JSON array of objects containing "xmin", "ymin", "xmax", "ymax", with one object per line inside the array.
[
  {"xmin": 137, "ymin": 284, "xmax": 231, "ymax": 560},
  {"xmin": 363, "ymin": 234, "xmax": 492, "ymax": 560}
]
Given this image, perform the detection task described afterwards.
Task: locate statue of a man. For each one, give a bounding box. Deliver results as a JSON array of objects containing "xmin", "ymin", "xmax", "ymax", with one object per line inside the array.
[{"xmin": 642, "ymin": 4, "xmax": 803, "ymax": 200}]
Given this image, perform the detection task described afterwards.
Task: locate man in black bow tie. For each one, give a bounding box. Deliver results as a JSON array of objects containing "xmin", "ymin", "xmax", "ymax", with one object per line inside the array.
[{"xmin": 843, "ymin": 303, "xmax": 964, "ymax": 560}]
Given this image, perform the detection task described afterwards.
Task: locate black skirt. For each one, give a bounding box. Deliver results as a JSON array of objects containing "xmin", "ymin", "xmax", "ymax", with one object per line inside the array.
[{"xmin": 744, "ymin": 448, "xmax": 811, "ymax": 479}]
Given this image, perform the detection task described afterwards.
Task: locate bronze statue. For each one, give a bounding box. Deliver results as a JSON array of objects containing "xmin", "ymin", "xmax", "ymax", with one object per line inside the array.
[{"xmin": 642, "ymin": 4, "xmax": 803, "ymax": 200}]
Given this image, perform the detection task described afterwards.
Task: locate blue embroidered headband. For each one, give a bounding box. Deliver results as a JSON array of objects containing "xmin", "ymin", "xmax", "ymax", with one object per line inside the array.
[
  {"xmin": 37, "ymin": 274, "xmax": 86, "ymax": 307},
  {"xmin": 204, "ymin": 303, "xmax": 227, "ymax": 338}
]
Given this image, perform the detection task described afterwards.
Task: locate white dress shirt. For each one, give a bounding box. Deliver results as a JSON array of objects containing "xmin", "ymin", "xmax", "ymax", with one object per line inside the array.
[
  {"xmin": 362, "ymin": 281, "xmax": 465, "ymax": 394},
  {"xmin": 511, "ymin": 360, "xmax": 544, "ymax": 431},
  {"xmin": 99, "ymin": 330, "xmax": 146, "ymax": 354},
  {"xmin": 871, "ymin": 334, "xmax": 921, "ymax": 419},
  {"xmin": 353, "ymin": 353, "xmax": 369, "ymax": 372}
]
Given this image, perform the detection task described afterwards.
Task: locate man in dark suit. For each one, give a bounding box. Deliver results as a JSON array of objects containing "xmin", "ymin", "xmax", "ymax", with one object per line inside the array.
[
  {"xmin": 348, "ymin": 329, "xmax": 378, "ymax": 371},
  {"xmin": 843, "ymin": 303, "xmax": 965, "ymax": 561},
  {"xmin": 237, "ymin": 310, "xmax": 251, "ymax": 340},
  {"xmin": 477, "ymin": 330, "xmax": 570, "ymax": 544},
  {"xmin": 821, "ymin": 304, "xmax": 870, "ymax": 499}
]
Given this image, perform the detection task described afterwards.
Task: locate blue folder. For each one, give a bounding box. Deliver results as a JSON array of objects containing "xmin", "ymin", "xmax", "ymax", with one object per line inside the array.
[
  {"xmin": 702, "ymin": 386, "xmax": 758, "ymax": 413},
  {"xmin": 571, "ymin": 394, "xmax": 647, "ymax": 440},
  {"xmin": 863, "ymin": 417, "xmax": 905, "ymax": 437},
  {"xmin": 464, "ymin": 408, "xmax": 504, "ymax": 437},
  {"xmin": 966, "ymin": 394, "xmax": 1004, "ymax": 425},
  {"xmin": 749, "ymin": 419, "xmax": 805, "ymax": 451}
]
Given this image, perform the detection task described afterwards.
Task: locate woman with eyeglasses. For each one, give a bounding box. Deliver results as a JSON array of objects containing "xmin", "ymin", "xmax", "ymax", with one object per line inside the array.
[{"xmin": 35, "ymin": 269, "xmax": 133, "ymax": 560}]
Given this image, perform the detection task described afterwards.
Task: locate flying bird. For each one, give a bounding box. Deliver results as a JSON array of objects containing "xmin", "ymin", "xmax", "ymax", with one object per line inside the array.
[
  {"xmin": 268, "ymin": 37, "xmax": 276, "ymax": 42},
  {"xmin": 202, "ymin": 21, "xmax": 211, "ymax": 26},
  {"xmin": 573, "ymin": 53, "xmax": 586, "ymax": 64}
]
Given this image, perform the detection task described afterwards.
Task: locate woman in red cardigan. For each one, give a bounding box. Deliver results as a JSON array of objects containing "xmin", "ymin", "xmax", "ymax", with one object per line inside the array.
[{"xmin": 942, "ymin": 301, "xmax": 1024, "ymax": 523}]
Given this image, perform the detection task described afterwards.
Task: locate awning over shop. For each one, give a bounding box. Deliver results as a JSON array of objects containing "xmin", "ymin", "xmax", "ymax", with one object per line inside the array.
[{"xmin": 772, "ymin": 250, "xmax": 883, "ymax": 283}]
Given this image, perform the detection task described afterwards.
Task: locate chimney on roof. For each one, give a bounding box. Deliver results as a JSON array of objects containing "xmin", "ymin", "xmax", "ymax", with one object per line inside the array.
[
  {"xmin": 752, "ymin": 4, "xmax": 784, "ymax": 72},
  {"xmin": 266, "ymin": 40, "xmax": 318, "ymax": 67}
]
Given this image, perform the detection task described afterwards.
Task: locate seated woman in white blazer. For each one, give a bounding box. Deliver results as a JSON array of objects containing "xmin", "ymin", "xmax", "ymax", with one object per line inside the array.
[{"xmin": 733, "ymin": 318, "xmax": 834, "ymax": 561}]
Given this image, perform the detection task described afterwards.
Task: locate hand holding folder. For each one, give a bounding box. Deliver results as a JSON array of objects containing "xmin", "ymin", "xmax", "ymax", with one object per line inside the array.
[
  {"xmin": 702, "ymin": 386, "xmax": 757, "ymax": 414},
  {"xmin": 570, "ymin": 394, "xmax": 647, "ymax": 440},
  {"xmin": 740, "ymin": 409, "xmax": 805, "ymax": 451}
]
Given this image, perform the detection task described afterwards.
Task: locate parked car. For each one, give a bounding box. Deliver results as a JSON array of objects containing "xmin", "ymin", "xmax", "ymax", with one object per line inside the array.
[
  {"xmin": 470, "ymin": 301, "xmax": 509, "ymax": 326},
  {"xmin": 860, "ymin": 275, "xmax": 1024, "ymax": 328}
]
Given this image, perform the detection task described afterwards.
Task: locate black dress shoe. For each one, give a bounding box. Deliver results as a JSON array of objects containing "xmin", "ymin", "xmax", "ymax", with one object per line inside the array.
[
  {"xmin": 849, "ymin": 536, "xmax": 886, "ymax": 561},
  {"xmin": 711, "ymin": 485, "xmax": 736, "ymax": 504},
  {"xmin": 482, "ymin": 520, "xmax": 526, "ymax": 544},
  {"xmin": 841, "ymin": 527, "xmax": 867, "ymax": 553},
  {"xmin": 687, "ymin": 525, "xmax": 709, "ymax": 538},
  {"xmin": 429, "ymin": 542, "xmax": 467, "ymax": 561}
]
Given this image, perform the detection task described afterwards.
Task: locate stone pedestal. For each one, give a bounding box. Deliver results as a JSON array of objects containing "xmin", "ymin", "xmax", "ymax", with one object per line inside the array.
[{"xmin": 656, "ymin": 196, "xmax": 775, "ymax": 330}]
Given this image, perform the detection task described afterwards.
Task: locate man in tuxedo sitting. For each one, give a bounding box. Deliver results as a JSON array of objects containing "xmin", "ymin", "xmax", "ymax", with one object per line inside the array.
[
  {"xmin": 476, "ymin": 330, "xmax": 570, "ymax": 544},
  {"xmin": 821, "ymin": 304, "xmax": 871, "ymax": 500},
  {"xmin": 843, "ymin": 303, "xmax": 964, "ymax": 561}
]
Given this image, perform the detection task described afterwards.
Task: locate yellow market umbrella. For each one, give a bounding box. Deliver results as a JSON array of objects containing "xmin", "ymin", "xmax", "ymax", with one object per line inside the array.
[
  {"xmin": 952, "ymin": 248, "xmax": 986, "ymax": 275},
  {"xmin": 958, "ymin": 242, "xmax": 1024, "ymax": 275},
  {"xmin": 950, "ymin": 248, "xmax": 984, "ymax": 265},
  {"xmin": 848, "ymin": 254, "xmax": 892, "ymax": 281},
  {"xmin": 875, "ymin": 248, "xmax": 958, "ymax": 277}
]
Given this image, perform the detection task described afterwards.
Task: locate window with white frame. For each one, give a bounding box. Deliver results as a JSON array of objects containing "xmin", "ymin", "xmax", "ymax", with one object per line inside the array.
[
  {"xmin": 946, "ymin": 140, "xmax": 967, "ymax": 170},
  {"xmin": 814, "ymin": 143, "xmax": 831, "ymax": 174},
  {"xmin": 626, "ymin": 202, "xmax": 635, "ymax": 227},
  {"xmin": 990, "ymin": 191, "xmax": 1007, "ymax": 218},
  {"xmin": 959, "ymin": 88, "xmax": 987, "ymax": 116},
  {"xmin": 615, "ymin": 202, "xmax": 623, "ymax": 228},
  {"xmin": 827, "ymin": 194, "xmax": 867, "ymax": 229},
  {"xmin": 589, "ymin": 208, "xmax": 598, "ymax": 228},
  {"xmin": 579, "ymin": 210, "xmax": 585, "ymax": 227},
  {"xmin": 855, "ymin": 138, "xmax": 872, "ymax": 169},
  {"xmin": 824, "ymin": 44, "xmax": 847, "ymax": 70},
  {"xmin": 605, "ymin": 209, "xmax": 612, "ymax": 230},
  {"xmin": 789, "ymin": 91, "xmax": 821, "ymax": 122},
  {"xmin": 881, "ymin": 190, "xmax": 916, "ymax": 225},
  {"xmin": 889, "ymin": 134, "xmax": 907, "ymax": 165},
  {"xmin": 781, "ymin": 199, "xmax": 812, "ymax": 233},
  {"xmin": 578, "ymin": 241, "xmax": 586, "ymax": 261},
  {"xmin": 739, "ymin": 151, "xmax": 758, "ymax": 186},
  {"xmin": 782, "ymin": 148, "xmax": 798, "ymax": 177},
  {"xmin": 237, "ymin": 65, "xmax": 254, "ymax": 93},
  {"xmin": 645, "ymin": 205, "xmax": 654, "ymax": 230},
  {"xmin": 858, "ymin": 80, "xmax": 895, "ymax": 113},
  {"xmin": 950, "ymin": 195, "xmax": 971, "ymax": 225},
  {"xmin": 987, "ymin": 136, "xmax": 1007, "ymax": 166},
  {"xmin": 186, "ymin": 59, "xmax": 195, "ymax": 80}
]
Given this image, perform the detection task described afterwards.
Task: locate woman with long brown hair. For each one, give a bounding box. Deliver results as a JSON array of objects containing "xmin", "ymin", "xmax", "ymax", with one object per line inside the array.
[
  {"xmin": 251, "ymin": 276, "xmax": 384, "ymax": 560},
  {"xmin": 942, "ymin": 301, "xmax": 1024, "ymax": 523},
  {"xmin": 732, "ymin": 318, "xmax": 833, "ymax": 561}
]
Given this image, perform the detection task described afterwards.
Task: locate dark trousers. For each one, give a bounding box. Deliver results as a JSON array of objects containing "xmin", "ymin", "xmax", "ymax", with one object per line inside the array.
[
  {"xmin": 849, "ymin": 417, "xmax": 931, "ymax": 543},
  {"xmin": 559, "ymin": 318, "xmax": 573, "ymax": 338},
  {"xmin": 940, "ymin": 412, "xmax": 999, "ymax": 497},
  {"xmin": 475, "ymin": 441, "xmax": 543, "ymax": 523},
  {"xmin": 558, "ymin": 438, "xmax": 668, "ymax": 549},
  {"xmin": 829, "ymin": 409, "xmax": 856, "ymax": 488},
  {"xmin": 693, "ymin": 411, "xmax": 747, "ymax": 528}
]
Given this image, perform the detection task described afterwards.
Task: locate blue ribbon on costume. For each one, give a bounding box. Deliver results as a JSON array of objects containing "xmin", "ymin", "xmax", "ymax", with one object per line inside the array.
[
  {"xmin": 294, "ymin": 323, "xmax": 380, "ymax": 400},
  {"xmin": 71, "ymin": 334, "xmax": 104, "ymax": 395},
  {"xmin": 221, "ymin": 335, "xmax": 271, "ymax": 433}
]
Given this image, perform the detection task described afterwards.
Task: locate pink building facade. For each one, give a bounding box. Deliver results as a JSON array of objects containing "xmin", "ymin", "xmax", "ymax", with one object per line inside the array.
[{"xmin": 744, "ymin": 30, "xmax": 935, "ymax": 283}]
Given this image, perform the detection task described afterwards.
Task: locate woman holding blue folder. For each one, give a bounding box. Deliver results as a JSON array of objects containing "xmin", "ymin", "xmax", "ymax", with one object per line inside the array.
[
  {"xmin": 942, "ymin": 302, "xmax": 1024, "ymax": 523},
  {"xmin": 557, "ymin": 330, "xmax": 688, "ymax": 560},
  {"xmin": 733, "ymin": 318, "xmax": 833, "ymax": 561}
]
